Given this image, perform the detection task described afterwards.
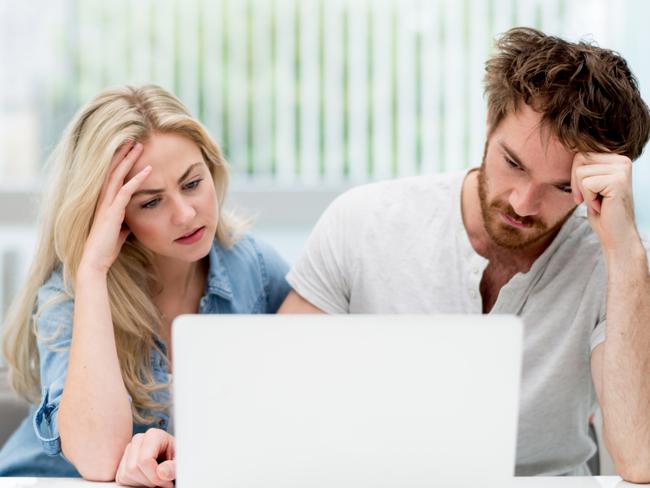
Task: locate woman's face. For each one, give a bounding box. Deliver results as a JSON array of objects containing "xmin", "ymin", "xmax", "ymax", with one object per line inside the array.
[{"xmin": 124, "ymin": 132, "xmax": 218, "ymax": 264}]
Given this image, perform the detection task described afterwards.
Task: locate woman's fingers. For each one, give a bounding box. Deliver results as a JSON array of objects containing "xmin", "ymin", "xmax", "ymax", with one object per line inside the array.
[
  {"xmin": 110, "ymin": 139, "xmax": 136, "ymax": 165},
  {"xmin": 98, "ymin": 140, "xmax": 135, "ymax": 207},
  {"xmin": 136, "ymin": 429, "xmax": 176, "ymax": 488},
  {"xmin": 105, "ymin": 143, "xmax": 145, "ymax": 203},
  {"xmin": 116, "ymin": 441, "xmax": 150, "ymax": 487},
  {"xmin": 157, "ymin": 460, "xmax": 176, "ymax": 483},
  {"xmin": 115, "ymin": 429, "xmax": 175, "ymax": 487},
  {"xmin": 114, "ymin": 165, "xmax": 152, "ymax": 209}
]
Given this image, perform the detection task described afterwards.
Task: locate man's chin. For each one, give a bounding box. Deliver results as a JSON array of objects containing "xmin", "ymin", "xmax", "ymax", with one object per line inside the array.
[{"xmin": 486, "ymin": 221, "xmax": 548, "ymax": 250}]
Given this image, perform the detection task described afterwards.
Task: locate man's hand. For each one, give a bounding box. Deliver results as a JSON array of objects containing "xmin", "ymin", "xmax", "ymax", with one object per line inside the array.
[
  {"xmin": 571, "ymin": 152, "xmax": 640, "ymax": 253},
  {"xmin": 115, "ymin": 428, "xmax": 176, "ymax": 487}
]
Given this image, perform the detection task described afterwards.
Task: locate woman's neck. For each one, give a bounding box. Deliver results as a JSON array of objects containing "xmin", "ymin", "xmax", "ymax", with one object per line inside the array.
[{"xmin": 151, "ymin": 256, "xmax": 208, "ymax": 299}]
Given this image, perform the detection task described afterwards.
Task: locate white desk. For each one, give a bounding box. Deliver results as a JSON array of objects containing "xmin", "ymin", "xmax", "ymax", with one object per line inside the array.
[{"xmin": 0, "ymin": 477, "xmax": 648, "ymax": 487}]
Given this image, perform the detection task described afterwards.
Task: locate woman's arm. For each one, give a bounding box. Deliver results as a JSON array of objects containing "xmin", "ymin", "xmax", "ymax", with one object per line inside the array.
[
  {"xmin": 57, "ymin": 141, "xmax": 152, "ymax": 480},
  {"xmin": 58, "ymin": 267, "xmax": 133, "ymax": 480}
]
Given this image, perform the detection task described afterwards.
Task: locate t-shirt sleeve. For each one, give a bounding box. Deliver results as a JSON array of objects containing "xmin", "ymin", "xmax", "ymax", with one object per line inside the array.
[
  {"xmin": 286, "ymin": 190, "xmax": 361, "ymax": 313},
  {"xmin": 31, "ymin": 273, "xmax": 75, "ymax": 456},
  {"xmin": 590, "ymin": 320, "xmax": 606, "ymax": 352}
]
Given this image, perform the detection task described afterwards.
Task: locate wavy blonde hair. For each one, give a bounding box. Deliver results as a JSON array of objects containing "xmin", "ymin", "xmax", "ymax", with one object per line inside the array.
[{"xmin": 2, "ymin": 84, "xmax": 242, "ymax": 423}]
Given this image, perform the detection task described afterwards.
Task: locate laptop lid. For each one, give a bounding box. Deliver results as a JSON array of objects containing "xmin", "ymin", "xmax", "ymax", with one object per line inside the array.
[{"xmin": 173, "ymin": 314, "xmax": 522, "ymax": 488}]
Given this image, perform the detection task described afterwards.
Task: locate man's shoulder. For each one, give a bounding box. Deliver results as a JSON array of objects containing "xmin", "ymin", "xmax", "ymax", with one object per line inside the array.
[{"xmin": 332, "ymin": 171, "xmax": 466, "ymax": 216}]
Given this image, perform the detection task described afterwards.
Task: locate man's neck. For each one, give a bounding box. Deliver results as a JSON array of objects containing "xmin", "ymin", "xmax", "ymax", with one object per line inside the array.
[{"xmin": 460, "ymin": 169, "xmax": 554, "ymax": 274}]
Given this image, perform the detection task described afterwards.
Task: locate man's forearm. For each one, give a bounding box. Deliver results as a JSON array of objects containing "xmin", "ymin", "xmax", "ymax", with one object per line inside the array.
[{"xmin": 601, "ymin": 239, "xmax": 650, "ymax": 481}]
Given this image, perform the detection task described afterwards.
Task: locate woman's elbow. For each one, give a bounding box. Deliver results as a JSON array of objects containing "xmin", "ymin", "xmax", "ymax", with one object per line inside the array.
[
  {"xmin": 60, "ymin": 428, "xmax": 129, "ymax": 481},
  {"xmin": 76, "ymin": 461, "xmax": 120, "ymax": 482}
]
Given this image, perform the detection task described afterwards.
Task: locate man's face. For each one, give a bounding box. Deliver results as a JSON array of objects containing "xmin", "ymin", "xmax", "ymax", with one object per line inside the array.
[{"xmin": 478, "ymin": 104, "xmax": 577, "ymax": 250}]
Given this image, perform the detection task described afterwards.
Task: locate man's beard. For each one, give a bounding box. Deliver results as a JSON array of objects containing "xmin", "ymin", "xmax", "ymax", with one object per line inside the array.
[{"xmin": 477, "ymin": 161, "xmax": 573, "ymax": 251}]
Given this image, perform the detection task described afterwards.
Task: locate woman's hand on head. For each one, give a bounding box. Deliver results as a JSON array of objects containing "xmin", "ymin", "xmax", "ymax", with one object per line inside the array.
[
  {"xmin": 79, "ymin": 141, "xmax": 151, "ymax": 276},
  {"xmin": 115, "ymin": 428, "xmax": 176, "ymax": 487}
]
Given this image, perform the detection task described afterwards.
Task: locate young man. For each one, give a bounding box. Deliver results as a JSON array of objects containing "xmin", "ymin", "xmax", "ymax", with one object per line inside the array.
[
  {"xmin": 113, "ymin": 28, "xmax": 650, "ymax": 484},
  {"xmin": 280, "ymin": 28, "xmax": 650, "ymax": 480}
]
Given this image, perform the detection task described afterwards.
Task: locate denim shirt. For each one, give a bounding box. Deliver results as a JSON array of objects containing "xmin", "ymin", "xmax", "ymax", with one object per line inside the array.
[{"xmin": 0, "ymin": 235, "xmax": 290, "ymax": 477}]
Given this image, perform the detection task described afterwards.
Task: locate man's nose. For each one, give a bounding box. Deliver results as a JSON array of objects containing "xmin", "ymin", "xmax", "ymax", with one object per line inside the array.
[{"xmin": 508, "ymin": 182, "xmax": 542, "ymax": 217}]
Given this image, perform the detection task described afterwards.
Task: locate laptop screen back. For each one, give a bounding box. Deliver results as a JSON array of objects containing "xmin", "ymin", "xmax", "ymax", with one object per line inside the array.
[{"xmin": 173, "ymin": 314, "xmax": 522, "ymax": 488}]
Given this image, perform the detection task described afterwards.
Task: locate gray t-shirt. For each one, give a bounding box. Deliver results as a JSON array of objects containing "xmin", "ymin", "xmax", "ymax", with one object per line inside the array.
[{"xmin": 287, "ymin": 170, "xmax": 640, "ymax": 476}]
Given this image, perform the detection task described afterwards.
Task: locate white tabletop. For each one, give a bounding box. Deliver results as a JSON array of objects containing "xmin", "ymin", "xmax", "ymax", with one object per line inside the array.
[{"xmin": 0, "ymin": 477, "xmax": 648, "ymax": 487}]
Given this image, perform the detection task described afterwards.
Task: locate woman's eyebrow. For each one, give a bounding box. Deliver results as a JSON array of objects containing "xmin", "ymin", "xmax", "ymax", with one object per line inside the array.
[
  {"xmin": 132, "ymin": 162, "xmax": 203, "ymax": 197},
  {"xmin": 176, "ymin": 162, "xmax": 203, "ymax": 183}
]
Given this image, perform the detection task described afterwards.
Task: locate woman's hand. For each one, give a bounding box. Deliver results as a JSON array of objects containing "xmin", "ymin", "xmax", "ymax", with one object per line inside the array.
[
  {"xmin": 115, "ymin": 428, "xmax": 176, "ymax": 487},
  {"xmin": 79, "ymin": 141, "xmax": 151, "ymax": 276}
]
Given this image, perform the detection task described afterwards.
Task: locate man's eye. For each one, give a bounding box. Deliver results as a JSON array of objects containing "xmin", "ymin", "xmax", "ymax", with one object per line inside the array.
[
  {"xmin": 184, "ymin": 179, "xmax": 202, "ymax": 190},
  {"xmin": 505, "ymin": 157, "xmax": 521, "ymax": 169},
  {"xmin": 142, "ymin": 198, "xmax": 160, "ymax": 209}
]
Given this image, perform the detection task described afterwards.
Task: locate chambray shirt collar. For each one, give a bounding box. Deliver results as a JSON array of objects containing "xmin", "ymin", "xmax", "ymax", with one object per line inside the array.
[{"xmin": 204, "ymin": 241, "xmax": 234, "ymax": 301}]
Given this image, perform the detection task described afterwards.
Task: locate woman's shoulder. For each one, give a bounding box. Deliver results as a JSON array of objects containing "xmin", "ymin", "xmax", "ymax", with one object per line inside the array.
[
  {"xmin": 210, "ymin": 234, "xmax": 289, "ymax": 291},
  {"xmin": 35, "ymin": 267, "xmax": 74, "ymax": 322},
  {"xmin": 213, "ymin": 234, "xmax": 287, "ymax": 271},
  {"xmin": 209, "ymin": 234, "xmax": 290, "ymax": 312},
  {"xmin": 37, "ymin": 268, "xmax": 70, "ymax": 298}
]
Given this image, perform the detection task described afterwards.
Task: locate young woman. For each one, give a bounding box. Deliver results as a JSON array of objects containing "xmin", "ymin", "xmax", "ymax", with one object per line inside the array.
[{"xmin": 0, "ymin": 85, "xmax": 290, "ymax": 480}]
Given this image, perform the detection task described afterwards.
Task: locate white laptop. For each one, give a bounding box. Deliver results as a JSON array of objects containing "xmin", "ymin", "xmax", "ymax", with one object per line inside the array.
[{"xmin": 172, "ymin": 314, "xmax": 522, "ymax": 488}]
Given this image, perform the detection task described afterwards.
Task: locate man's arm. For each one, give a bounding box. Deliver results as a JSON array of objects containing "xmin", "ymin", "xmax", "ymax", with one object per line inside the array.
[
  {"xmin": 573, "ymin": 152, "xmax": 650, "ymax": 482},
  {"xmin": 278, "ymin": 290, "xmax": 326, "ymax": 314},
  {"xmin": 591, "ymin": 243, "xmax": 650, "ymax": 483}
]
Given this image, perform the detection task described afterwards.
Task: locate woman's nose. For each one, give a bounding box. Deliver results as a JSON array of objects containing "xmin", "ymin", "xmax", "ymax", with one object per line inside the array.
[{"xmin": 171, "ymin": 197, "xmax": 197, "ymax": 226}]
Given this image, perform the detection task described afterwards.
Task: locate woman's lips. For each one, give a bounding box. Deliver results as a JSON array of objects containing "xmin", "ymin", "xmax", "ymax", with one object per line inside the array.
[{"xmin": 175, "ymin": 226, "xmax": 206, "ymax": 244}]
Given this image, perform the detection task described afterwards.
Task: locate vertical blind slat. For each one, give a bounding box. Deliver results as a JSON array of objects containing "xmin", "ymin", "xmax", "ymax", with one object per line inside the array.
[{"xmin": 323, "ymin": 0, "xmax": 345, "ymax": 184}]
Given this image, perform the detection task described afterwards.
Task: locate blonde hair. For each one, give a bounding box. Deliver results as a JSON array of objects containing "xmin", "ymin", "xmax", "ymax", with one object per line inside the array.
[{"xmin": 2, "ymin": 84, "xmax": 242, "ymax": 423}]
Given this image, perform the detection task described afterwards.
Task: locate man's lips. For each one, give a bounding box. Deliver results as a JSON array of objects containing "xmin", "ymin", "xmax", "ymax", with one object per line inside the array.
[{"xmin": 500, "ymin": 212, "xmax": 531, "ymax": 229}]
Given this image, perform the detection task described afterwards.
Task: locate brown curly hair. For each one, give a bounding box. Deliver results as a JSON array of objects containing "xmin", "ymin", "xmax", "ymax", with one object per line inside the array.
[{"xmin": 484, "ymin": 27, "xmax": 650, "ymax": 160}]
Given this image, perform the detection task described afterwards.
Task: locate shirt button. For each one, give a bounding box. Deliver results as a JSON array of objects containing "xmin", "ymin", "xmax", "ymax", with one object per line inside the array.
[
  {"xmin": 473, "ymin": 267, "xmax": 480, "ymax": 274},
  {"xmin": 469, "ymin": 290, "xmax": 477, "ymax": 299}
]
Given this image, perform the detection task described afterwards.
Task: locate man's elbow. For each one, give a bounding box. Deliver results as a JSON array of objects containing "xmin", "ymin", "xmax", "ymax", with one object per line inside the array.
[
  {"xmin": 608, "ymin": 443, "xmax": 650, "ymax": 484},
  {"xmin": 616, "ymin": 461, "xmax": 650, "ymax": 485}
]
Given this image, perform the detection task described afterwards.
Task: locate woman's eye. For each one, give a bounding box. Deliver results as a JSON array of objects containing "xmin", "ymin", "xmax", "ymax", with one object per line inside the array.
[
  {"xmin": 184, "ymin": 179, "xmax": 202, "ymax": 190},
  {"xmin": 557, "ymin": 186, "xmax": 573, "ymax": 194},
  {"xmin": 142, "ymin": 198, "xmax": 160, "ymax": 209}
]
